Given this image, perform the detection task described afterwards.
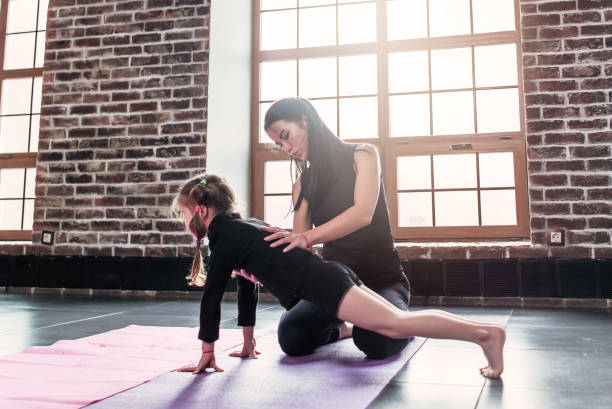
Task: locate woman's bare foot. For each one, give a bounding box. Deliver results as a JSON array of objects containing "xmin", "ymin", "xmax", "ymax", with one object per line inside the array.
[
  {"xmin": 338, "ymin": 322, "xmax": 353, "ymax": 340},
  {"xmin": 476, "ymin": 324, "xmax": 505, "ymax": 379}
]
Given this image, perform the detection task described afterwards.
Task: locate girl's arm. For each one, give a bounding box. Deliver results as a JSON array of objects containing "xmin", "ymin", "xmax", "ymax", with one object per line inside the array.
[{"xmin": 198, "ymin": 243, "xmax": 235, "ymax": 344}]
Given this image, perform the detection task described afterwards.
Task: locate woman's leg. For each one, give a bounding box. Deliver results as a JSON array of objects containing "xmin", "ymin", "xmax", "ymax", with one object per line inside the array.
[
  {"xmin": 352, "ymin": 282, "xmax": 412, "ymax": 359},
  {"xmin": 337, "ymin": 285, "xmax": 506, "ymax": 378},
  {"xmin": 277, "ymin": 299, "xmax": 343, "ymax": 356},
  {"xmin": 361, "ymin": 285, "xmax": 489, "ymax": 327}
]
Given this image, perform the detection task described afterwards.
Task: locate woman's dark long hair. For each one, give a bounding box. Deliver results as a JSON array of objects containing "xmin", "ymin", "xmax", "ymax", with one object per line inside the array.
[{"xmin": 264, "ymin": 97, "xmax": 345, "ymax": 211}]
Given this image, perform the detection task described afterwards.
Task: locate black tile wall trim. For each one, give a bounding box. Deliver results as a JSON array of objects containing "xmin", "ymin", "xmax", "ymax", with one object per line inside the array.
[{"xmin": 0, "ymin": 256, "xmax": 610, "ymax": 298}]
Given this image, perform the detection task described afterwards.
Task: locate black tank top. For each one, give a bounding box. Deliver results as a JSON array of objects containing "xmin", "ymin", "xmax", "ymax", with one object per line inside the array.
[{"xmin": 300, "ymin": 143, "xmax": 408, "ymax": 289}]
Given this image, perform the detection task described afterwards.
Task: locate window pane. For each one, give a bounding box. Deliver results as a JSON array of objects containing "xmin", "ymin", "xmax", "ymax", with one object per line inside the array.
[
  {"xmin": 434, "ymin": 191, "xmax": 478, "ymax": 226},
  {"xmin": 261, "ymin": 10, "xmax": 297, "ymax": 50},
  {"xmin": 339, "ymin": 54, "xmax": 377, "ymax": 96},
  {"xmin": 388, "ymin": 51, "xmax": 429, "ymax": 93},
  {"xmin": 264, "ymin": 195, "xmax": 293, "ymax": 229},
  {"xmin": 4, "ymin": 33, "xmax": 36, "ymax": 70},
  {"xmin": 339, "ymin": 97, "xmax": 377, "ymax": 139},
  {"xmin": 389, "ymin": 94, "xmax": 430, "ymax": 137},
  {"xmin": 299, "ymin": 57, "xmax": 336, "ymax": 98},
  {"xmin": 32, "ymin": 77, "xmax": 43, "ymax": 114},
  {"xmin": 430, "ymin": 47, "xmax": 472, "ymax": 90},
  {"xmin": 432, "ymin": 91, "xmax": 474, "ymax": 135},
  {"xmin": 0, "ymin": 168, "xmax": 25, "ymax": 198},
  {"xmin": 399, "ymin": 192, "xmax": 433, "ymax": 227},
  {"xmin": 475, "ymin": 44, "xmax": 518, "ymax": 87},
  {"xmin": 35, "ymin": 32, "xmax": 46, "ymax": 68},
  {"xmin": 310, "ymin": 98, "xmax": 338, "ymax": 135},
  {"xmin": 300, "ymin": 0, "xmax": 334, "ymax": 6},
  {"xmin": 259, "ymin": 102, "xmax": 274, "ymax": 143},
  {"xmin": 0, "ymin": 199, "xmax": 23, "ymax": 230},
  {"xmin": 433, "ymin": 153, "xmax": 476, "ymax": 189},
  {"xmin": 261, "ymin": 0, "xmax": 296, "ymax": 11},
  {"xmin": 387, "ymin": 0, "xmax": 427, "ymax": 40},
  {"xmin": 299, "ymin": 6, "xmax": 335, "ymax": 48},
  {"xmin": 476, "ymin": 88, "xmax": 519, "ymax": 133},
  {"xmin": 260, "ymin": 60, "xmax": 297, "ymax": 101},
  {"xmin": 2, "ymin": 78, "xmax": 33, "ymax": 115},
  {"xmin": 481, "ymin": 190, "xmax": 516, "ymax": 225},
  {"xmin": 38, "ymin": 0, "xmax": 49, "ymax": 31},
  {"xmin": 23, "ymin": 198, "xmax": 35, "ymax": 230},
  {"xmin": 30, "ymin": 114, "xmax": 40, "ymax": 152},
  {"xmin": 338, "ymin": 3, "xmax": 376, "ymax": 45},
  {"xmin": 25, "ymin": 168, "xmax": 36, "ymax": 198},
  {"xmin": 0, "ymin": 115, "xmax": 30, "ymax": 153},
  {"xmin": 429, "ymin": 0, "xmax": 471, "ymax": 37},
  {"xmin": 472, "ymin": 0, "xmax": 515, "ymax": 34},
  {"xmin": 398, "ymin": 156, "xmax": 431, "ymax": 190},
  {"xmin": 265, "ymin": 160, "xmax": 293, "ymax": 194},
  {"xmin": 479, "ymin": 152, "xmax": 515, "ymax": 188},
  {"xmin": 7, "ymin": 0, "xmax": 38, "ymax": 33}
]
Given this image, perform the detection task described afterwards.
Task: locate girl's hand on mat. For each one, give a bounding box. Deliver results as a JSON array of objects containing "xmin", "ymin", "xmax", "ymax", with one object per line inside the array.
[
  {"xmin": 179, "ymin": 351, "xmax": 224, "ymax": 375},
  {"xmin": 231, "ymin": 269, "xmax": 262, "ymax": 285},
  {"xmin": 229, "ymin": 338, "xmax": 261, "ymax": 359}
]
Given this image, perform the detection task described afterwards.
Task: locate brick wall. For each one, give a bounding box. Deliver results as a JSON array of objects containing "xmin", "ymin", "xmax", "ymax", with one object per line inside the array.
[
  {"xmin": 0, "ymin": 0, "xmax": 610, "ymax": 261},
  {"xmin": 520, "ymin": 0, "xmax": 611, "ymax": 259},
  {"xmin": 0, "ymin": 0, "xmax": 210, "ymax": 257}
]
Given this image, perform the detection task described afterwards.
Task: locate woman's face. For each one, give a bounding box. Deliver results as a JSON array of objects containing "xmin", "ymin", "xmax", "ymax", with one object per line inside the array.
[{"xmin": 266, "ymin": 119, "xmax": 309, "ymax": 161}]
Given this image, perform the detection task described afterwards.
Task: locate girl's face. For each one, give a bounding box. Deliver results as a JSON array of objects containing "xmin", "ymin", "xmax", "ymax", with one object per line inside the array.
[
  {"xmin": 179, "ymin": 202, "xmax": 200, "ymax": 239},
  {"xmin": 266, "ymin": 119, "xmax": 308, "ymax": 161}
]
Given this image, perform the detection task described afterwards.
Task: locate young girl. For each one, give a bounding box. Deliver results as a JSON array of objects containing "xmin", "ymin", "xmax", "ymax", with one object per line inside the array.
[{"xmin": 173, "ymin": 174, "xmax": 505, "ymax": 379}]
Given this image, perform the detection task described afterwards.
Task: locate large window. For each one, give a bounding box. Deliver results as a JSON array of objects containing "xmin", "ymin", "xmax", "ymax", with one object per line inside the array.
[
  {"xmin": 0, "ymin": 0, "xmax": 47, "ymax": 241},
  {"xmin": 251, "ymin": 0, "xmax": 529, "ymax": 241}
]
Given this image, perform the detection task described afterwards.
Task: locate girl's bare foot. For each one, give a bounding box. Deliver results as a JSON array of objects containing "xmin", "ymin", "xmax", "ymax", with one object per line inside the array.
[
  {"xmin": 476, "ymin": 324, "xmax": 505, "ymax": 379},
  {"xmin": 338, "ymin": 322, "xmax": 353, "ymax": 340}
]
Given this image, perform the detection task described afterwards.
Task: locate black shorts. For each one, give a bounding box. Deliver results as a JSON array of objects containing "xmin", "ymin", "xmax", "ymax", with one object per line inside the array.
[{"xmin": 297, "ymin": 260, "xmax": 364, "ymax": 317}]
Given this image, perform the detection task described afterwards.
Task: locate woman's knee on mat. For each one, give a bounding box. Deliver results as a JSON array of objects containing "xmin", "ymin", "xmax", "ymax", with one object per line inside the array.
[
  {"xmin": 277, "ymin": 319, "xmax": 316, "ymax": 356},
  {"xmin": 352, "ymin": 326, "xmax": 409, "ymax": 359}
]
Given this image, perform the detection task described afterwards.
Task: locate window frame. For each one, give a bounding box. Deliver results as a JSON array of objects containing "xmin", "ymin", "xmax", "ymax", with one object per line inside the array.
[
  {"xmin": 0, "ymin": 0, "xmax": 44, "ymax": 241},
  {"xmin": 250, "ymin": 0, "xmax": 529, "ymax": 241}
]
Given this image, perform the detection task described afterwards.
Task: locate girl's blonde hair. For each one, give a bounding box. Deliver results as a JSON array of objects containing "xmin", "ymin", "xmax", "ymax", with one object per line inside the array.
[{"xmin": 171, "ymin": 173, "xmax": 237, "ymax": 286}]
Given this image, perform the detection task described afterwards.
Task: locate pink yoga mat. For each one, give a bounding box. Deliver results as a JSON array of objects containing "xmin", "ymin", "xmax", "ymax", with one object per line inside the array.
[{"xmin": 0, "ymin": 325, "xmax": 268, "ymax": 409}]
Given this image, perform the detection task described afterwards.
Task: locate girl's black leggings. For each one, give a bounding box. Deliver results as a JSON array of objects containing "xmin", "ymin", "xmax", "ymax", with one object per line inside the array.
[{"xmin": 277, "ymin": 280, "xmax": 411, "ymax": 359}]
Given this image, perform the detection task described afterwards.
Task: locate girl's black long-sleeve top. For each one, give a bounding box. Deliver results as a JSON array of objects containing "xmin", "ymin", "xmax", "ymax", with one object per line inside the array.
[{"xmin": 199, "ymin": 212, "xmax": 315, "ymax": 343}]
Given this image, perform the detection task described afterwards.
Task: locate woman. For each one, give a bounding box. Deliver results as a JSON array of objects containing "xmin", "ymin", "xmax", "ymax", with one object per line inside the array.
[{"xmin": 260, "ymin": 97, "xmax": 412, "ymax": 359}]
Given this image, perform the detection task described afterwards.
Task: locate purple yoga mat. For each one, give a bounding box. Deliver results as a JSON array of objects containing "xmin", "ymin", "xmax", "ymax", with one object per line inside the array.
[{"xmin": 88, "ymin": 331, "xmax": 427, "ymax": 409}]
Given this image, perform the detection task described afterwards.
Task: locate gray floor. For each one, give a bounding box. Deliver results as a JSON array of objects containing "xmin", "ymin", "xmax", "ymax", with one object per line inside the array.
[{"xmin": 1, "ymin": 293, "xmax": 611, "ymax": 409}]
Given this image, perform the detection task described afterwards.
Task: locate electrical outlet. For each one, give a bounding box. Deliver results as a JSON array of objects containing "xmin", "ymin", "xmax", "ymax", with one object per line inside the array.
[
  {"xmin": 547, "ymin": 229, "xmax": 565, "ymax": 246},
  {"xmin": 41, "ymin": 230, "xmax": 54, "ymax": 245}
]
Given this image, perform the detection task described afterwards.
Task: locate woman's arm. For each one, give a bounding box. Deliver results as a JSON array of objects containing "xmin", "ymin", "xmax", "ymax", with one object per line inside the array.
[
  {"xmin": 303, "ymin": 145, "xmax": 380, "ymax": 245},
  {"xmin": 266, "ymin": 145, "xmax": 381, "ymax": 250}
]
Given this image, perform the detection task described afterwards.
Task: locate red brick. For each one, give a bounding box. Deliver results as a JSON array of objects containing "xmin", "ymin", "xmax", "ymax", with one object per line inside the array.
[{"xmin": 539, "ymin": 1, "xmax": 577, "ymax": 12}]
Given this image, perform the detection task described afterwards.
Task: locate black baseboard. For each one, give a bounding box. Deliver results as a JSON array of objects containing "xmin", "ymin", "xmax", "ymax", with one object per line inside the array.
[
  {"xmin": 1, "ymin": 255, "xmax": 610, "ymax": 298},
  {"xmin": 401, "ymin": 258, "xmax": 611, "ymax": 298}
]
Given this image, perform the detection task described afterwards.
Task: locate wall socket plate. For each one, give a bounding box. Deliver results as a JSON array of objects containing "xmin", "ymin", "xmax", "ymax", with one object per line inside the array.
[
  {"xmin": 41, "ymin": 230, "xmax": 54, "ymax": 246},
  {"xmin": 547, "ymin": 229, "xmax": 565, "ymax": 246}
]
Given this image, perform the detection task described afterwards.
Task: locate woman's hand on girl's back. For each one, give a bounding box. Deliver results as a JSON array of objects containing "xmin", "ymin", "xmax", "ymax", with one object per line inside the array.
[{"xmin": 261, "ymin": 226, "xmax": 309, "ymax": 253}]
